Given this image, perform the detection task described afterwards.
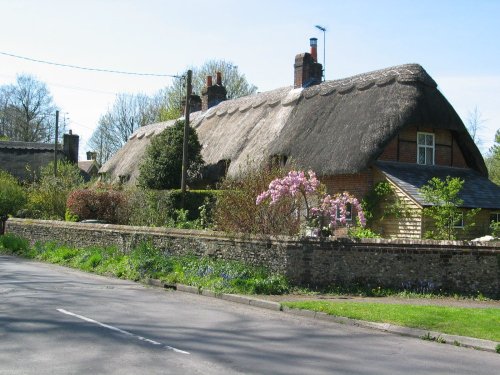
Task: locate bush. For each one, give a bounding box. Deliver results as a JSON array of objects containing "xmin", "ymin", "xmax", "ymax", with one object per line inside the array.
[
  {"xmin": 0, "ymin": 233, "xmax": 30, "ymax": 256},
  {"xmin": 214, "ymin": 164, "xmax": 301, "ymax": 235},
  {"xmin": 348, "ymin": 226, "xmax": 381, "ymax": 239},
  {"xmin": 491, "ymin": 221, "xmax": 500, "ymax": 238},
  {"xmin": 25, "ymin": 161, "xmax": 84, "ymax": 220},
  {"xmin": 126, "ymin": 188, "xmax": 217, "ymax": 227},
  {"xmin": 0, "ymin": 170, "xmax": 26, "ymax": 232},
  {"xmin": 138, "ymin": 120, "xmax": 204, "ymax": 189},
  {"xmin": 66, "ymin": 188, "xmax": 127, "ymax": 224}
]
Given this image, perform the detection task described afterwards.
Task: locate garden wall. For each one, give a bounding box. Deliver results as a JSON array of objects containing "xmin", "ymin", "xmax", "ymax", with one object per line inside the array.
[{"xmin": 6, "ymin": 218, "xmax": 500, "ymax": 298}]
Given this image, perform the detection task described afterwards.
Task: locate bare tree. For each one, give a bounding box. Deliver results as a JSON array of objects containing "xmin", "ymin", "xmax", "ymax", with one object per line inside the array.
[
  {"xmin": 87, "ymin": 113, "xmax": 122, "ymax": 165},
  {"xmin": 466, "ymin": 106, "xmax": 485, "ymax": 148},
  {"xmin": 0, "ymin": 74, "xmax": 58, "ymax": 142}
]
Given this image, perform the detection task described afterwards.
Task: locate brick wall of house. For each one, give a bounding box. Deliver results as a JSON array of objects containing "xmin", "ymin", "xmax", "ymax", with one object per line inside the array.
[
  {"xmin": 6, "ymin": 219, "xmax": 499, "ymax": 298},
  {"xmin": 321, "ymin": 169, "xmax": 374, "ymax": 199}
]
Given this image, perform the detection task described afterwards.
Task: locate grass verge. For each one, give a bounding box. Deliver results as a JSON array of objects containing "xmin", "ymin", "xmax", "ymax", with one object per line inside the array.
[
  {"xmin": 282, "ymin": 300, "xmax": 500, "ymax": 341},
  {"xmin": 0, "ymin": 233, "xmax": 289, "ymax": 295}
]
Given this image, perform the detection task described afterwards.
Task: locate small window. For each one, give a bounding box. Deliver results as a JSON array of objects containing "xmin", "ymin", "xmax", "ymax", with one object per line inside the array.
[
  {"xmin": 490, "ymin": 213, "xmax": 500, "ymax": 223},
  {"xmin": 417, "ymin": 132, "xmax": 435, "ymax": 165},
  {"xmin": 269, "ymin": 155, "xmax": 288, "ymax": 168},
  {"xmin": 336, "ymin": 203, "xmax": 353, "ymax": 221},
  {"xmin": 453, "ymin": 213, "xmax": 464, "ymax": 228}
]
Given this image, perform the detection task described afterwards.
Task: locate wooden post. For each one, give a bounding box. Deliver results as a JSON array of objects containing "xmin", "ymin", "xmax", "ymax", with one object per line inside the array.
[
  {"xmin": 54, "ymin": 110, "xmax": 59, "ymax": 177},
  {"xmin": 181, "ymin": 70, "xmax": 192, "ymax": 207}
]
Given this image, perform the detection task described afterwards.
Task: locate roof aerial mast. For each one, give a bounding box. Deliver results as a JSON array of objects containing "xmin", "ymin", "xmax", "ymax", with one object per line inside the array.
[{"xmin": 315, "ymin": 25, "xmax": 327, "ymax": 81}]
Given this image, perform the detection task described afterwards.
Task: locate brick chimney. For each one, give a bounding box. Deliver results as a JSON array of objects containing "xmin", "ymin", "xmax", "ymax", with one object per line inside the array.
[
  {"xmin": 294, "ymin": 38, "xmax": 323, "ymax": 88},
  {"xmin": 63, "ymin": 130, "xmax": 79, "ymax": 164},
  {"xmin": 86, "ymin": 151, "xmax": 97, "ymax": 161},
  {"xmin": 202, "ymin": 72, "xmax": 227, "ymax": 111},
  {"xmin": 181, "ymin": 94, "xmax": 202, "ymax": 112}
]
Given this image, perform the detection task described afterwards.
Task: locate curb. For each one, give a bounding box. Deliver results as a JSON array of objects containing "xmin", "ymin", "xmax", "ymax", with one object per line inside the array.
[
  {"xmin": 282, "ymin": 307, "xmax": 498, "ymax": 353},
  {"xmin": 146, "ymin": 280, "xmax": 498, "ymax": 354}
]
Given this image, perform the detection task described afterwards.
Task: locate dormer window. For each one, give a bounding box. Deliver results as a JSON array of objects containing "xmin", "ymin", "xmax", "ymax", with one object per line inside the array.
[{"xmin": 417, "ymin": 132, "xmax": 435, "ymax": 165}]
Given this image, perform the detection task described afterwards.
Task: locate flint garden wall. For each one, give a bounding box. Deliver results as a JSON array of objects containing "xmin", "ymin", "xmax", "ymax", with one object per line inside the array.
[{"xmin": 6, "ymin": 218, "xmax": 500, "ymax": 298}]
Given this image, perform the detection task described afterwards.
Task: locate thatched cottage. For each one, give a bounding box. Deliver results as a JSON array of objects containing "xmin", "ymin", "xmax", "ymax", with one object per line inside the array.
[{"xmin": 100, "ymin": 39, "xmax": 500, "ymax": 239}]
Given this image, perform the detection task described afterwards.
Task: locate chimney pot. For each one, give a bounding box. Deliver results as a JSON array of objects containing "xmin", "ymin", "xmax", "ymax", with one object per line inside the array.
[
  {"xmin": 206, "ymin": 75, "xmax": 213, "ymax": 87},
  {"xmin": 310, "ymin": 37, "xmax": 318, "ymax": 62},
  {"xmin": 216, "ymin": 71, "xmax": 222, "ymax": 86}
]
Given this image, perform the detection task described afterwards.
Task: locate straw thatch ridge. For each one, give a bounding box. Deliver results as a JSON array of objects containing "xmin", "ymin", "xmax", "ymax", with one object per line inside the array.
[{"xmin": 100, "ymin": 63, "xmax": 486, "ymax": 185}]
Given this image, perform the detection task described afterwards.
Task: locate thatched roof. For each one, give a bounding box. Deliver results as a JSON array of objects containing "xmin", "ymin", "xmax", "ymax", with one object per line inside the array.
[
  {"xmin": 100, "ymin": 63, "xmax": 486, "ymax": 185},
  {"xmin": 99, "ymin": 120, "xmax": 176, "ymax": 184}
]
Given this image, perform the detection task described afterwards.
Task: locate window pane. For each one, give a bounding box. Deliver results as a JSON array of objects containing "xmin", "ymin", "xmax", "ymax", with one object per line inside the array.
[
  {"xmin": 418, "ymin": 147, "xmax": 425, "ymax": 164},
  {"xmin": 426, "ymin": 148, "xmax": 433, "ymax": 165},
  {"xmin": 426, "ymin": 134, "xmax": 434, "ymax": 146},
  {"xmin": 418, "ymin": 134, "xmax": 425, "ymax": 145}
]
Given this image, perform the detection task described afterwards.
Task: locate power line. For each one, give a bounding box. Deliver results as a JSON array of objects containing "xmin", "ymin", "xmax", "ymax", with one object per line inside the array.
[{"xmin": 0, "ymin": 50, "xmax": 182, "ymax": 78}]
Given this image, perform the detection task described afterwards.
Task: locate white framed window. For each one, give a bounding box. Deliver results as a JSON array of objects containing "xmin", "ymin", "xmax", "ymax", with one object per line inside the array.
[
  {"xmin": 490, "ymin": 213, "xmax": 500, "ymax": 223},
  {"xmin": 336, "ymin": 203, "xmax": 353, "ymax": 221},
  {"xmin": 417, "ymin": 132, "xmax": 435, "ymax": 165}
]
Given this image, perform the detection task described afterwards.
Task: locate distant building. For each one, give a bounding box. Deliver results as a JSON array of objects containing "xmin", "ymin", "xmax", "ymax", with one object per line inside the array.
[
  {"xmin": 78, "ymin": 151, "xmax": 100, "ymax": 182},
  {"xmin": 0, "ymin": 131, "xmax": 79, "ymax": 181}
]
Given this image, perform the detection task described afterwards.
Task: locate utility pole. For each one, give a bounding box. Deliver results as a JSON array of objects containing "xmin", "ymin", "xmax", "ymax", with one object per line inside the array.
[
  {"xmin": 181, "ymin": 70, "xmax": 192, "ymax": 206},
  {"xmin": 54, "ymin": 110, "xmax": 59, "ymax": 177}
]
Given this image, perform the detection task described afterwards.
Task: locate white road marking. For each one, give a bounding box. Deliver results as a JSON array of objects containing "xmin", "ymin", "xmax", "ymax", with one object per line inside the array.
[{"xmin": 57, "ymin": 308, "xmax": 190, "ymax": 354}]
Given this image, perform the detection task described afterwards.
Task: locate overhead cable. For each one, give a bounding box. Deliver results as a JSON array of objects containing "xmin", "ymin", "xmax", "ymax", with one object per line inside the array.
[{"xmin": 0, "ymin": 51, "xmax": 182, "ymax": 78}]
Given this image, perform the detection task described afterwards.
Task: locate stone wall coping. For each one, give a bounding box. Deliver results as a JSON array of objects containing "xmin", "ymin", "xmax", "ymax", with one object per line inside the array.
[{"xmin": 7, "ymin": 218, "xmax": 500, "ymax": 252}]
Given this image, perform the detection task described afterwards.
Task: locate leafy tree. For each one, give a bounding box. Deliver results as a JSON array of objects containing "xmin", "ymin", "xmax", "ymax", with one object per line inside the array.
[
  {"xmin": 419, "ymin": 176, "xmax": 480, "ymax": 240},
  {"xmin": 0, "ymin": 170, "xmax": 26, "ymax": 233},
  {"xmin": 138, "ymin": 120, "xmax": 203, "ymax": 189},
  {"xmin": 24, "ymin": 161, "xmax": 84, "ymax": 220},
  {"xmin": 152, "ymin": 60, "xmax": 258, "ymax": 120},
  {"xmin": 485, "ymin": 129, "xmax": 500, "ymax": 185},
  {"xmin": 0, "ymin": 74, "xmax": 58, "ymax": 142}
]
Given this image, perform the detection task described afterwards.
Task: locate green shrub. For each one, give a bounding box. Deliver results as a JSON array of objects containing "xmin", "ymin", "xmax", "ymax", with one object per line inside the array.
[
  {"xmin": 126, "ymin": 188, "xmax": 217, "ymax": 227},
  {"xmin": 25, "ymin": 161, "xmax": 84, "ymax": 220},
  {"xmin": 0, "ymin": 234, "xmax": 30, "ymax": 256},
  {"xmin": 348, "ymin": 226, "xmax": 381, "ymax": 239},
  {"xmin": 138, "ymin": 120, "xmax": 204, "ymax": 189},
  {"xmin": 0, "ymin": 170, "xmax": 26, "ymax": 222},
  {"xmin": 491, "ymin": 221, "xmax": 500, "ymax": 238}
]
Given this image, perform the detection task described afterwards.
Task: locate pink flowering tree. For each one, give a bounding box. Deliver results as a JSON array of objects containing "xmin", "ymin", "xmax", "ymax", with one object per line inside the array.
[
  {"xmin": 311, "ymin": 192, "xmax": 366, "ymax": 229},
  {"xmin": 256, "ymin": 170, "xmax": 321, "ymax": 221},
  {"xmin": 256, "ymin": 170, "xmax": 366, "ymax": 236}
]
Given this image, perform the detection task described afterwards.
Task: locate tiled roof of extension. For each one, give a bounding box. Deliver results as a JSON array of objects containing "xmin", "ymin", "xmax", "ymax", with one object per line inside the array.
[{"xmin": 376, "ymin": 161, "xmax": 500, "ymax": 209}]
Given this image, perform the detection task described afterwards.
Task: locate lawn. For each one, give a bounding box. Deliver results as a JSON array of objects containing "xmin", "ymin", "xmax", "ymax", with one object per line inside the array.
[{"xmin": 282, "ymin": 300, "xmax": 500, "ymax": 341}]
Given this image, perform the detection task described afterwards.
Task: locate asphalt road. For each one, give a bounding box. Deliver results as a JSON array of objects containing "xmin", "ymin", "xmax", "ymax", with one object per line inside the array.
[{"xmin": 1, "ymin": 255, "xmax": 499, "ymax": 375}]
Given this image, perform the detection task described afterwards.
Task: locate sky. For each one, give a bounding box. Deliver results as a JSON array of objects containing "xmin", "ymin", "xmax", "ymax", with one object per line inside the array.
[{"xmin": 1, "ymin": 0, "xmax": 499, "ymax": 159}]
